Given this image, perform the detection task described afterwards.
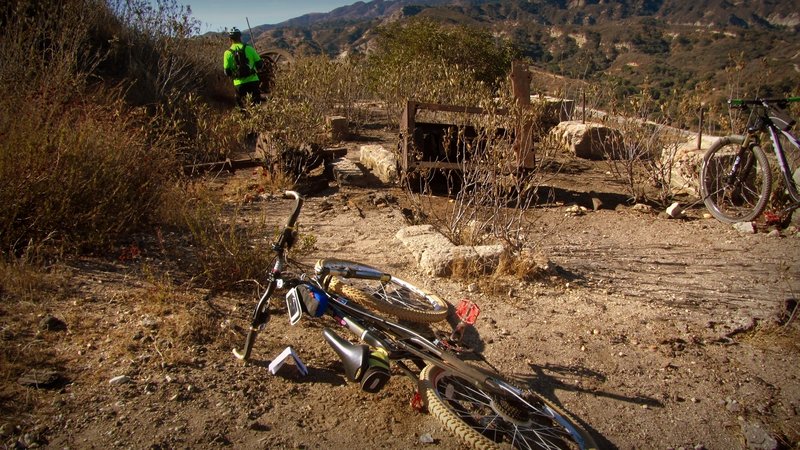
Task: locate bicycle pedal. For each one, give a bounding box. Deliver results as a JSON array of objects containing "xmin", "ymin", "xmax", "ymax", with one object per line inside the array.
[{"xmin": 410, "ymin": 391, "xmax": 425, "ymax": 412}]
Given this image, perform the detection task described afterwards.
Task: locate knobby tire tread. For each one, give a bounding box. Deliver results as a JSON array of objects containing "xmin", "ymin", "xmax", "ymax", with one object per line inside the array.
[
  {"xmin": 420, "ymin": 365, "xmax": 598, "ymax": 450},
  {"xmin": 701, "ymin": 135, "xmax": 771, "ymax": 223},
  {"xmin": 329, "ymin": 277, "xmax": 447, "ymax": 323}
]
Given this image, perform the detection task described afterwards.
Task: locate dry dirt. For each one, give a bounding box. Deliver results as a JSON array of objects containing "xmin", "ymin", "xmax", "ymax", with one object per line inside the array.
[{"xmin": 3, "ymin": 126, "xmax": 800, "ymax": 450}]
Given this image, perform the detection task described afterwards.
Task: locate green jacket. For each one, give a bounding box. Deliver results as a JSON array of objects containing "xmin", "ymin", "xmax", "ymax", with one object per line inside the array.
[{"xmin": 223, "ymin": 43, "xmax": 262, "ymax": 86}]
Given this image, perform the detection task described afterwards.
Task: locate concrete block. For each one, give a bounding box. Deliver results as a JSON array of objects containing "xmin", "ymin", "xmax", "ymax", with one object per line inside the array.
[
  {"xmin": 326, "ymin": 116, "xmax": 348, "ymax": 141},
  {"xmin": 360, "ymin": 144, "xmax": 398, "ymax": 184},
  {"xmin": 395, "ymin": 225, "xmax": 505, "ymax": 277}
]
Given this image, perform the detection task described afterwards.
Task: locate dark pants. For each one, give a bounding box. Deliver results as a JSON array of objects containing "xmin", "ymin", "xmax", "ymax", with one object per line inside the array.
[{"xmin": 235, "ymin": 81, "xmax": 262, "ymax": 109}]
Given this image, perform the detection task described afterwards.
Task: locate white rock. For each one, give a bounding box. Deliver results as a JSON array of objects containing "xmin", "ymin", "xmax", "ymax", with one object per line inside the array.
[
  {"xmin": 732, "ymin": 222, "xmax": 756, "ymax": 234},
  {"xmin": 666, "ymin": 202, "xmax": 684, "ymax": 219},
  {"xmin": 109, "ymin": 375, "xmax": 131, "ymax": 385}
]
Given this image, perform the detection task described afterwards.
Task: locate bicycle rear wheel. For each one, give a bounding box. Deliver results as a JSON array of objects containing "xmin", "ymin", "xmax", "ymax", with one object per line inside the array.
[
  {"xmin": 421, "ymin": 365, "xmax": 598, "ymax": 449},
  {"xmin": 328, "ymin": 274, "xmax": 448, "ymax": 323},
  {"xmin": 701, "ymin": 135, "xmax": 771, "ymax": 223}
]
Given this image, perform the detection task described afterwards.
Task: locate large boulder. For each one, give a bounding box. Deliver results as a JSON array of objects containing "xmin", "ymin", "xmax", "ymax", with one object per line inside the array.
[
  {"xmin": 664, "ymin": 134, "xmax": 720, "ymax": 197},
  {"xmin": 549, "ymin": 121, "xmax": 623, "ymax": 160}
]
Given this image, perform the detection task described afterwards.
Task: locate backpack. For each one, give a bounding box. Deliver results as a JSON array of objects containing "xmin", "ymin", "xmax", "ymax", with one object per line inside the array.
[{"xmin": 232, "ymin": 44, "xmax": 254, "ymax": 79}]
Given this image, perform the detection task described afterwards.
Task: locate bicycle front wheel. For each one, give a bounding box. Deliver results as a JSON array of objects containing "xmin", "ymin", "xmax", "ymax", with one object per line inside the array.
[
  {"xmin": 421, "ymin": 365, "xmax": 598, "ymax": 449},
  {"xmin": 701, "ymin": 135, "xmax": 772, "ymax": 223},
  {"xmin": 328, "ymin": 274, "xmax": 448, "ymax": 323}
]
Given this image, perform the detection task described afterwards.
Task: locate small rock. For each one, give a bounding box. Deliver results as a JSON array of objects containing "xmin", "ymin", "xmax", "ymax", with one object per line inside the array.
[
  {"xmin": 741, "ymin": 420, "xmax": 779, "ymax": 450},
  {"xmin": 766, "ymin": 229, "xmax": 781, "ymax": 238},
  {"xmin": 39, "ymin": 315, "xmax": 67, "ymax": 332},
  {"xmin": 564, "ymin": 205, "xmax": 588, "ymax": 216},
  {"xmin": 140, "ymin": 317, "xmax": 158, "ymax": 329},
  {"xmin": 109, "ymin": 375, "xmax": 132, "ymax": 385},
  {"xmin": 632, "ymin": 203, "xmax": 654, "ymax": 214},
  {"xmin": 591, "ymin": 196, "xmax": 603, "ymax": 211},
  {"xmin": 726, "ymin": 400, "xmax": 742, "ymax": 413},
  {"xmin": 419, "ymin": 433, "xmax": 435, "ymax": 444},
  {"xmin": 467, "ymin": 283, "xmax": 479, "ymax": 293},
  {"xmin": 666, "ymin": 202, "xmax": 684, "ymax": 219},
  {"xmin": 733, "ymin": 222, "xmax": 756, "ymax": 234}
]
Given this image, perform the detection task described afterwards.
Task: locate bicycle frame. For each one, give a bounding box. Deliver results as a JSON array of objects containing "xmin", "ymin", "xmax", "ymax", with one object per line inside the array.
[
  {"xmin": 731, "ymin": 97, "xmax": 800, "ymax": 206},
  {"xmin": 765, "ymin": 126, "xmax": 800, "ymax": 203},
  {"xmin": 305, "ymin": 279, "xmax": 591, "ymax": 446},
  {"xmin": 233, "ymin": 190, "xmax": 597, "ymax": 449}
]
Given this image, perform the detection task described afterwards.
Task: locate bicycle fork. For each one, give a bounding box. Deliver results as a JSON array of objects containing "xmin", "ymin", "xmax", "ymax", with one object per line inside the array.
[{"xmin": 233, "ymin": 279, "xmax": 277, "ymax": 361}]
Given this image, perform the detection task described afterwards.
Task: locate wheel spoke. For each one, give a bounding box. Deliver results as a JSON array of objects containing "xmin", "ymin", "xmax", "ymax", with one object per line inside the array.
[{"xmin": 428, "ymin": 369, "xmax": 591, "ymax": 449}]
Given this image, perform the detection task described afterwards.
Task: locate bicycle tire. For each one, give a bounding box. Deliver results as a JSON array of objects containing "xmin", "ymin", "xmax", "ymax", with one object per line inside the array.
[
  {"xmin": 701, "ymin": 135, "xmax": 772, "ymax": 224},
  {"xmin": 421, "ymin": 365, "xmax": 598, "ymax": 449},
  {"xmin": 328, "ymin": 275, "xmax": 448, "ymax": 323}
]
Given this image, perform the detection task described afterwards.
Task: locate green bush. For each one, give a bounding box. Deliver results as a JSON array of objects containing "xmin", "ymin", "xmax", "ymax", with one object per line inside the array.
[{"xmin": 366, "ymin": 18, "xmax": 516, "ymax": 124}]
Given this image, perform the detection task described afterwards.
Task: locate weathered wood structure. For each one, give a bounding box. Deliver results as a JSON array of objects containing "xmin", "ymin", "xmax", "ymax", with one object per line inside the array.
[{"xmin": 398, "ymin": 61, "xmax": 541, "ymax": 179}]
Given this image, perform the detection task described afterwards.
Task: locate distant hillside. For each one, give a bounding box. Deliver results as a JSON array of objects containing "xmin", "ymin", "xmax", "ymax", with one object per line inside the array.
[{"xmin": 249, "ymin": 0, "xmax": 800, "ymax": 101}]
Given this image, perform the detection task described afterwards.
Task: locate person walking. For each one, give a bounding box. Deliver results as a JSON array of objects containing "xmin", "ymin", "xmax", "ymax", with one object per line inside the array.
[{"xmin": 223, "ymin": 27, "xmax": 264, "ymax": 108}]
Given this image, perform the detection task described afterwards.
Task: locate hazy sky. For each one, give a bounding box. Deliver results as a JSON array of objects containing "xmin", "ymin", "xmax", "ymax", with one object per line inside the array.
[{"xmin": 183, "ymin": 0, "xmax": 357, "ymax": 33}]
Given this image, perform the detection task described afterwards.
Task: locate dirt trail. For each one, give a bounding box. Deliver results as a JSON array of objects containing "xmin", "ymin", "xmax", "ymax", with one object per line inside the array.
[{"xmin": 4, "ymin": 137, "xmax": 800, "ymax": 449}]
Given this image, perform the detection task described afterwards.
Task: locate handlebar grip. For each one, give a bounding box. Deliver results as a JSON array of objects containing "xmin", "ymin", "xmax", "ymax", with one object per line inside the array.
[
  {"xmin": 283, "ymin": 190, "xmax": 301, "ymax": 200},
  {"xmin": 282, "ymin": 191, "xmax": 304, "ymax": 230}
]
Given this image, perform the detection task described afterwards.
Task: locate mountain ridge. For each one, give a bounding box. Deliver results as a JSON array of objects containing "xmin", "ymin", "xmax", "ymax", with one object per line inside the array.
[{"xmin": 247, "ymin": 0, "xmax": 799, "ymax": 100}]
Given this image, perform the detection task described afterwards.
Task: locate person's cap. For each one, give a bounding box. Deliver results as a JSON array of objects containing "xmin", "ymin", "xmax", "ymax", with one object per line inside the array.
[{"xmin": 228, "ymin": 27, "xmax": 242, "ymax": 39}]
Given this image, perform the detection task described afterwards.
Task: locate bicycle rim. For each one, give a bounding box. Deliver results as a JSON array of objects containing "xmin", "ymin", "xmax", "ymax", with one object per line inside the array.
[
  {"xmin": 421, "ymin": 365, "xmax": 597, "ymax": 450},
  {"xmin": 701, "ymin": 135, "xmax": 771, "ymax": 223},
  {"xmin": 329, "ymin": 276, "xmax": 448, "ymax": 323}
]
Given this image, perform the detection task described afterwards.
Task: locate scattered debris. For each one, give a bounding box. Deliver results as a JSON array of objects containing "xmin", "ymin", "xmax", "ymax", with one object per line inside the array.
[{"xmin": 109, "ymin": 375, "xmax": 132, "ymax": 385}]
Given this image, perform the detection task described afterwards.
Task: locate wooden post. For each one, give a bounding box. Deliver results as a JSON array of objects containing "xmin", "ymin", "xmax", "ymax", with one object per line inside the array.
[
  {"xmin": 510, "ymin": 60, "xmax": 531, "ymax": 106},
  {"xmin": 582, "ymin": 90, "xmax": 586, "ymax": 124},
  {"xmin": 509, "ymin": 61, "xmax": 535, "ymax": 169},
  {"xmin": 697, "ymin": 104, "xmax": 705, "ymax": 150},
  {"xmin": 400, "ymin": 101, "xmax": 417, "ymax": 172}
]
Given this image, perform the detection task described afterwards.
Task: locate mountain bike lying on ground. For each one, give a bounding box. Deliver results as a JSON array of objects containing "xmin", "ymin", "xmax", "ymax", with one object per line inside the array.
[
  {"xmin": 234, "ymin": 191, "xmax": 598, "ymax": 450},
  {"xmin": 700, "ymin": 97, "xmax": 800, "ymax": 224}
]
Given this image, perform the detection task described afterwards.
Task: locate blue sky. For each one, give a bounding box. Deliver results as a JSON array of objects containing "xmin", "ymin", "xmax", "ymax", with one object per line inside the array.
[{"xmin": 183, "ymin": 0, "xmax": 357, "ymax": 33}]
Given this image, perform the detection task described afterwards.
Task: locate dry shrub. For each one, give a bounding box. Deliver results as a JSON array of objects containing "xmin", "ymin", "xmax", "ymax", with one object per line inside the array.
[
  {"xmin": 495, "ymin": 250, "xmax": 557, "ymax": 282},
  {"xmin": 0, "ymin": 94, "xmax": 179, "ymax": 254},
  {"xmin": 175, "ymin": 184, "xmax": 277, "ymax": 291},
  {"xmin": 135, "ymin": 270, "xmax": 238, "ymax": 356}
]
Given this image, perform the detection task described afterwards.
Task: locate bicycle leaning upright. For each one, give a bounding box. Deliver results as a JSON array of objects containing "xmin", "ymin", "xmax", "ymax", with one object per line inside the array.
[{"xmin": 700, "ymin": 96, "xmax": 800, "ymax": 224}]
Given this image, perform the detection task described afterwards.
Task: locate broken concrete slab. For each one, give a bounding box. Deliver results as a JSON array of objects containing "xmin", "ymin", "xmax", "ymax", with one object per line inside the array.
[
  {"xmin": 326, "ymin": 115, "xmax": 348, "ymax": 141},
  {"xmin": 330, "ymin": 157, "xmax": 367, "ymax": 187},
  {"xmin": 396, "ymin": 225, "xmax": 504, "ymax": 277},
  {"xmin": 360, "ymin": 144, "xmax": 398, "ymax": 184}
]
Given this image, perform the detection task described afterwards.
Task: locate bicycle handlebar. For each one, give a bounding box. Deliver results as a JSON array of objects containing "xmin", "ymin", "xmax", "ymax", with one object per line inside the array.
[
  {"xmin": 729, "ymin": 97, "xmax": 800, "ymax": 108},
  {"xmin": 274, "ymin": 191, "xmax": 303, "ymax": 251},
  {"xmin": 233, "ymin": 191, "xmax": 304, "ymax": 361}
]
